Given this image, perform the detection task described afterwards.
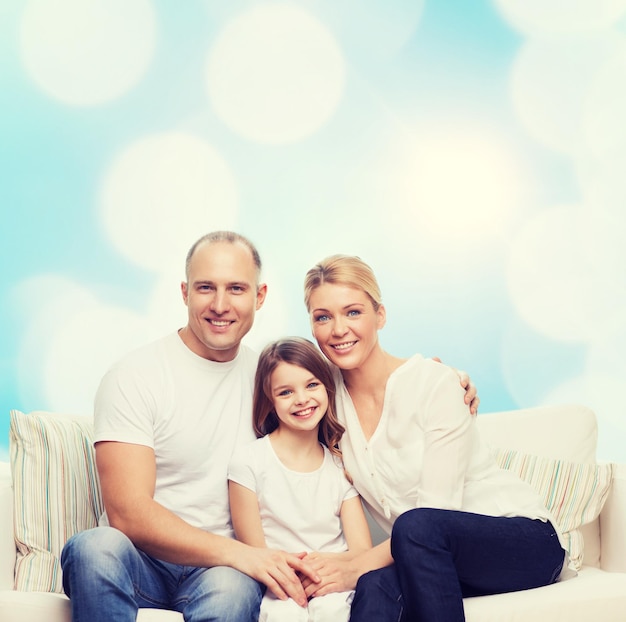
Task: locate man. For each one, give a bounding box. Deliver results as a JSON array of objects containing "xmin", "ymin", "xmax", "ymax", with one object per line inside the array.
[{"xmin": 61, "ymin": 231, "xmax": 478, "ymax": 622}]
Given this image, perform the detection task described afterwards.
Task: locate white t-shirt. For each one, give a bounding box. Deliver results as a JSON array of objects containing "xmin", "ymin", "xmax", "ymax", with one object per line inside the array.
[
  {"xmin": 228, "ymin": 435, "xmax": 358, "ymax": 553},
  {"xmin": 335, "ymin": 355, "xmax": 563, "ymax": 544},
  {"xmin": 94, "ymin": 332, "xmax": 257, "ymax": 537}
]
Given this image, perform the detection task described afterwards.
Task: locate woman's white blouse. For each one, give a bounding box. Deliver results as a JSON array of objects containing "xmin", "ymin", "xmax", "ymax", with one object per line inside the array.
[{"xmin": 335, "ymin": 355, "xmax": 559, "ymax": 538}]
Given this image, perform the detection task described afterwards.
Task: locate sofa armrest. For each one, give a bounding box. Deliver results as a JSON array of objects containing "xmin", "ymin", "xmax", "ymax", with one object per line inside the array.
[
  {"xmin": 600, "ymin": 462, "xmax": 626, "ymax": 572},
  {"xmin": 0, "ymin": 462, "xmax": 15, "ymax": 590}
]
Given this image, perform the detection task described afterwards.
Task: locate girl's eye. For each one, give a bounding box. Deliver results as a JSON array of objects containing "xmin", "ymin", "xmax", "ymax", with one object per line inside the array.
[
  {"xmin": 277, "ymin": 389, "xmax": 292, "ymax": 397},
  {"xmin": 307, "ymin": 382, "xmax": 320, "ymax": 389}
]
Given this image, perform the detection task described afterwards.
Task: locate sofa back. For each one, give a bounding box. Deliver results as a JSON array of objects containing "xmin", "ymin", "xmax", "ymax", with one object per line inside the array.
[
  {"xmin": 476, "ymin": 404, "xmax": 597, "ymax": 463},
  {"xmin": 477, "ymin": 404, "xmax": 602, "ymax": 567}
]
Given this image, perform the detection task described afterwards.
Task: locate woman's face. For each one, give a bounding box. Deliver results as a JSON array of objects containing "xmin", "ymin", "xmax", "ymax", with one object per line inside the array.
[{"xmin": 308, "ymin": 282, "xmax": 385, "ymax": 371}]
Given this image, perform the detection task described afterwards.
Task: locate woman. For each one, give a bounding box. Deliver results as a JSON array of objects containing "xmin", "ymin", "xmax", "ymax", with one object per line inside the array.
[{"xmin": 301, "ymin": 254, "xmax": 567, "ymax": 622}]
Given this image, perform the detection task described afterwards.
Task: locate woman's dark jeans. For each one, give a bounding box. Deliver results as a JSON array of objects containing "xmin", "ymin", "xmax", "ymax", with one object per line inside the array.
[{"xmin": 350, "ymin": 508, "xmax": 565, "ymax": 622}]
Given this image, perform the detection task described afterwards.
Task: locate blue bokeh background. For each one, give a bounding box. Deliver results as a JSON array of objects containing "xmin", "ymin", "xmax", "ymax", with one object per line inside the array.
[{"xmin": 2, "ymin": 0, "xmax": 625, "ymax": 462}]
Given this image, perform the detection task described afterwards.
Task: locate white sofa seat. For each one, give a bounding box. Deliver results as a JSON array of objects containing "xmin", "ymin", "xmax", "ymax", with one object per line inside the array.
[{"xmin": 1, "ymin": 404, "xmax": 625, "ymax": 622}]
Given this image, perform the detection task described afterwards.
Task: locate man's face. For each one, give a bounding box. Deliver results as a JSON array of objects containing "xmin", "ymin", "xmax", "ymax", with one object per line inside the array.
[{"xmin": 180, "ymin": 241, "xmax": 267, "ymax": 362}]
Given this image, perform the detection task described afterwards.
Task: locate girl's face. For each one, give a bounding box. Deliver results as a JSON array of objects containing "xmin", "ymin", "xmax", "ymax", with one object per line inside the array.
[
  {"xmin": 308, "ymin": 282, "xmax": 385, "ymax": 371},
  {"xmin": 270, "ymin": 362, "xmax": 329, "ymax": 433}
]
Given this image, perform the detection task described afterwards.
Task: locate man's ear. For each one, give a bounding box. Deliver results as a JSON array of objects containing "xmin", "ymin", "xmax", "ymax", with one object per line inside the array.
[
  {"xmin": 181, "ymin": 281, "xmax": 189, "ymax": 305},
  {"xmin": 256, "ymin": 283, "xmax": 268, "ymax": 310}
]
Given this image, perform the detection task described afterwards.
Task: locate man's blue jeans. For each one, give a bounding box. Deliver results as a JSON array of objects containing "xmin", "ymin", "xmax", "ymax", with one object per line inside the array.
[
  {"xmin": 61, "ymin": 527, "xmax": 263, "ymax": 622},
  {"xmin": 350, "ymin": 508, "xmax": 565, "ymax": 622}
]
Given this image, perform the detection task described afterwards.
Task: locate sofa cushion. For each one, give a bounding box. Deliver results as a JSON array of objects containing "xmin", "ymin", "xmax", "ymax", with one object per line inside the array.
[
  {"xmin": 495, "ymin": 448, "xmax": 613, "ymax": 570},
  {"xmin": 9, "ymin": 410, "xmax": 103, "ymax": 593}
]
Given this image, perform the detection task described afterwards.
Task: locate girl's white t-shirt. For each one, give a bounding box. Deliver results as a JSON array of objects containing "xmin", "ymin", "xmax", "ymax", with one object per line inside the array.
[{"xmin": 228, "ymin": 435, "xmax": 358, "ymax": 552}]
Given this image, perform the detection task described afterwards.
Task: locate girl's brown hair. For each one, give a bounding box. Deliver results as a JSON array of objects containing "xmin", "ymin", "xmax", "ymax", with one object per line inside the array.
[{"xmin": 253, "ymin": 337, "xmax": 345, "ymax": 459}]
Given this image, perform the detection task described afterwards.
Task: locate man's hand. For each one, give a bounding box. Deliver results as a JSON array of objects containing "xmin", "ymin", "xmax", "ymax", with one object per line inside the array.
[
  {"xmin": 237, "ymin": 547, "xmax": 320, "ymax": 607},
  {"xmin": 459, "ymin": 372, "xmax": 479, "ymax": 415},
  {"xmin": 433, "ymin": 357, "xmax": 480, "ymax": 415}
]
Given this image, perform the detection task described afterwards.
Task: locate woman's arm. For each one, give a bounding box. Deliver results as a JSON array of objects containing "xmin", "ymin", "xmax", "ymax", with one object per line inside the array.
[
  {"xmin": 418, "ymin": 366, "xmax": 474, "ymax": 510},
  {"xmin": 228, "ymin": 480, "xmax": 266, "ymax": 547}
]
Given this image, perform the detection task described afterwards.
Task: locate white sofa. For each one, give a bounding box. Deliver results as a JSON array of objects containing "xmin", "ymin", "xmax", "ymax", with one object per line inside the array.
[{"xmin": 1, "ymin": 404, "xmax": 626, "ymax": 622}]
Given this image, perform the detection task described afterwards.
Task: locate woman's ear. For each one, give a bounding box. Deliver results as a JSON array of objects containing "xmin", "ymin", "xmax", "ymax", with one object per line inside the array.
[{"xmin": 377, "ymin": 304, "xmax": 387, "ymax": 329}]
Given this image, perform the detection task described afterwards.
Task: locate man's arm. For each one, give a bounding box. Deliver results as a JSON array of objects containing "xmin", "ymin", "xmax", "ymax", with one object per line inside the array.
[{"xmin": 96, "ymin": 441, "xmax": 317, "ymax": 606}]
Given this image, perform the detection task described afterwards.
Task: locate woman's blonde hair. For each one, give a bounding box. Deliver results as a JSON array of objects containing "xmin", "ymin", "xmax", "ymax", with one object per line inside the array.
[
  {"xmin": 304, "ymin": 254, "xmax": 382, "ymax": 312},
  {"xmin": 252, "ymin": 337, "xmax": 345, "ymax": 460}
]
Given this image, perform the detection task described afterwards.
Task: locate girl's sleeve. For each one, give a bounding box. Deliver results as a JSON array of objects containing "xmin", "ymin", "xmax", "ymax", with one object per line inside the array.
[
  {"xmin": 227, "ymin": 442, "xmax": 258, "ymax": 493},
  {"xmin": 333, "ymin": 454, "xmax": 360, "ymax": 501}
]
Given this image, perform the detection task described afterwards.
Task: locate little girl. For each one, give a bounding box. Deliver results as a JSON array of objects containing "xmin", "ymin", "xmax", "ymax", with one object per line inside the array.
[{"xmin": 228, "ymin": 337, "xmax": 372, "ymax": 622}]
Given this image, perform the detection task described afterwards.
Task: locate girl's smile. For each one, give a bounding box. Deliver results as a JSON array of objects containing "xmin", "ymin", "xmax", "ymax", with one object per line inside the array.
[{"xmin": 270, "ymin": 362, "xmax": 328, "ymax": 433}]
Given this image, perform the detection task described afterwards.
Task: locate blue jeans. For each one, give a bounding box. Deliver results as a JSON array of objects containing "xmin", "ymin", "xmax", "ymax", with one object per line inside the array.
[
  {"xmin": 350, "ymin": 508, "xmax": 565, "ymax": 622},
  {"xmin": 61, "ymin": 527, "xmax": 263, "ymax": 622}
]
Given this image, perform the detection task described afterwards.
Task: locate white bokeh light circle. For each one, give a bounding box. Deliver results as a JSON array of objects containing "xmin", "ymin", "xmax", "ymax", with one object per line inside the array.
[
  {"xmin": 584, "ymin": 47, "xmax": 626, "ymax": 159},
  {"xmin": 507, "ymin": 205, "xmax": 621, "ymax": 343},
  {"xmin": 15, "ymin": 276, "xmax": 154, "ymax": 414},
  {"xmin": 206, "ymin": 4, "xmax": 346, "ymax": 144},
  {"xmin": 241, "ymin": 266, "xmax": 290, "ymax": 353},
  {"xmin": 380, "ymin": 124, "xmax": 528, "ymax": 248},
  {"xmin": 510, "ymin": 34, "xmax": 626, "ymax": 155},
  {"xmin": 20, "ymin": 0, "xmax": 156, "ymax": 106},
  {"xmin": 316, "ymin": 0, "xmax": 425, "ymax": 60},
  {"xmin": 44, "ymin": 305, "xmax": 148, "ymax": 414},
  {"xmin": 16, "ymin": 276, "xmax": 96, "ymax": 408},
  {"xmin": 100, "ymin": 132, "xmax": 238, "ymax": 273},
  {"xmin": 493, "ymin": 0, "xmax": 626, "ymax": 35},
  {"xmin": 148, "ymin": 270, "xmax": 192, "ymax": 333},
  {"xmin": 540, "ymin": 373, "xmax": 625, "ymax": 461},
  {"xmin": 578, "ymin": 155, "xmax": 626, "ymax": 290},
  {"xmin": 587, "ymin": 326, "xmax": 626, "ymax": 388}
]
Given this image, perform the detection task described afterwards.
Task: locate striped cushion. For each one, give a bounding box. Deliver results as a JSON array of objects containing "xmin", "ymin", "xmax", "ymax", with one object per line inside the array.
[
  {"xmin": 9, "ymin": 410, "xmax": 103, "ymax": 593},
  {"xmin": 496, "ymin": 448, "xmax": 613, "ymax": 570}
]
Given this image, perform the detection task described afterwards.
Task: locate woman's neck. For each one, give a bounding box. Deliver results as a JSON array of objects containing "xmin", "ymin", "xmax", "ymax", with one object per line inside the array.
[
  {"xmin": 341, "ymin": 346, "xmax": 404, "ymax": 394},
  {"xmin": 340, "ymin": 347, "xmax": 406, "ymax": 441}
]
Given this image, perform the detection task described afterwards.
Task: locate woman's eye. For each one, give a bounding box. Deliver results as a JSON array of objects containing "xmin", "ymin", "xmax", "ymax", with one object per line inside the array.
[
  {"xmin": 315, "ymin": 314, "xmax": 330, "ymax": 322},
  {"xmin": 347, "ymin": 309, "xmax": 360, "ymax": 317}
]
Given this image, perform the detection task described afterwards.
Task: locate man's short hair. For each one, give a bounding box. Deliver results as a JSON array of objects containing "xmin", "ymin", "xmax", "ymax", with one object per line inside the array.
[{"xmin": 185, "ymin": 231, "xmax": 262, "ymax": 282}]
